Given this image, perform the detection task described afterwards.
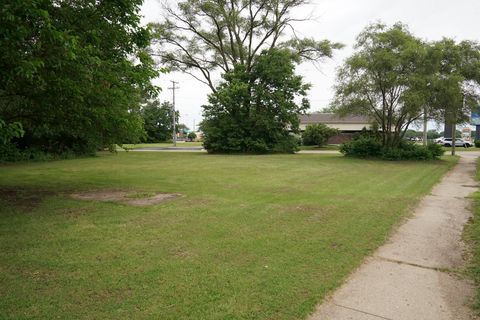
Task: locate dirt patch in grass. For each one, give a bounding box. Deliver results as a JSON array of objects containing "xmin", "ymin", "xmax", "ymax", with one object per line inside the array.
[
  {"xmin": 71, "ymin": 189, "xmax": 182, "ymax": 206},
  {"xmin": 0, "ymin": 187, "xmax": 55, "ymax": 212}
]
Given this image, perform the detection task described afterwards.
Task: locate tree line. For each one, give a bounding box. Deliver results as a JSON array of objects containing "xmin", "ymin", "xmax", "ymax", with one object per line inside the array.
[{"xmin": 1, "ymin": 0, "xmax": 480, "ymax": 160}]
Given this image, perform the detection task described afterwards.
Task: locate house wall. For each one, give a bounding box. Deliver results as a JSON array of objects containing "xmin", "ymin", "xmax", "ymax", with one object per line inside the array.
[{"xmin": 299, "ymin": 123, "xmax": 370, "ymax": 131}]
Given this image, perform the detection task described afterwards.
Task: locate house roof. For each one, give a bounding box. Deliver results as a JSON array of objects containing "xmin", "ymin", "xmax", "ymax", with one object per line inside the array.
[{"xmin": 299, "ymin": 113, "xmax": 370, "ymax": 125}]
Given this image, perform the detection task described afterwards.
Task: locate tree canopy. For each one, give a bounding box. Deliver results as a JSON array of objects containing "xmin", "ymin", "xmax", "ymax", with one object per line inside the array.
[
  {"xmin": 141, "ymin": 101, "xmax": 178, "ymax": 143},
  {"xmin": 153, "ymin": 0, "xmax": 342, "ymax": 153},
  {"xmin": 428, "ymin": 39, "xmax": 480, "ymax": 127},
  {"xmin": 200, "ymin": 48, "xmax": 310, "ymax": 153},
  {"xmin": 332, "ymin": 23, "xmax": 428, "ymax": 149},
  {"xmin": 150, "ymin": 0, "xmax": 343, "ymax": 92},
  {"xmin": 0, "ymin": 0, "xmax": 159, "ymax": 156}
]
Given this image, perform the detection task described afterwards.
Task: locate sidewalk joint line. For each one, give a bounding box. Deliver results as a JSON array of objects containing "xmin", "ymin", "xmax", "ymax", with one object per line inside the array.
[
  {"xmin": 375, "ymin": 256, "xmax": 451, "ymax": 273},
  {"xmin": 333, "ymin": 303, "xmax": 394, "ymax": 320}
]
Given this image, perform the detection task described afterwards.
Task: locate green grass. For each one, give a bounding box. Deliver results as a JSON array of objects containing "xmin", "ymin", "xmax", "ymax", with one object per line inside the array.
[
  {"xmin": 463, "ymin": 159, "xmax": 480, "ymax": 312},
  {"xmin": 442, "ymin": 147, "xmax": 480, "ymax": 152},
  {"xmin": 119, "ymin": 142, "xmax": 203, "ymax": 149},
  {"xmin": 298, "ymin": 145, "xmax": 340, "ymax": 151},
  {"xmin": 0, "ymin": 153, "xmax": 457, "ymax": 319}
]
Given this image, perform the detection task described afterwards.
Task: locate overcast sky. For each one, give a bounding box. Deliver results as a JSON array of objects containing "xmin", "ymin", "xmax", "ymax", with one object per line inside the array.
[{"xmin": 140, "ymin": 0, "xmax": 480, "ymax": 130}]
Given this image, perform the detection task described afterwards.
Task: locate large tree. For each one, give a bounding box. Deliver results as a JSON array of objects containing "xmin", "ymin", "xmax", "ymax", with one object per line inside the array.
[
  {"xmin": 151, "ymin": 0, "xmax": 342, "ymax": 92},
  {"xmin": 332, "ymin": 23, "xmax": 429, "ymax": 149},
  {"xmin": 151, "ymin": 0, "xmax": 342, "ymax": 153},
  {"xmin": 141, "ymin": 101, "xmax": 179, "ymax": 143},
  {"xmin": 428, "ymin": 39, "xmax": 480, "ymax": 154},
  {"xmin": 201, "ymin": 48, "xmax": 310, "ymax": 153},
  {"xmin": 0, "ymin": 0, "xmax": 158, "ymax": 155}
]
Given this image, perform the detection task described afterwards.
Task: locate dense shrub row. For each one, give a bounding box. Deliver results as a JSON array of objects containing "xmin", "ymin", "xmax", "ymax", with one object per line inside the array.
[{"xmin": 340, "ymin": 137, "xmax": 444, "ymax": 160}]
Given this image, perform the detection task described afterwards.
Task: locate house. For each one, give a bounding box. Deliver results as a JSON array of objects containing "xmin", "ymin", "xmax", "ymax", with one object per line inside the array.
[{"xmin": 299, "ymin": 113, "xmax": 371, "ymax": 144}]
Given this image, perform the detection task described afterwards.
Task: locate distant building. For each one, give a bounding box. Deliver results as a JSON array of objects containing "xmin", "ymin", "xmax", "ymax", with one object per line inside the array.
[{"xmin": 299, "ymin": 113, "xmax": 371, "ymax": 144}]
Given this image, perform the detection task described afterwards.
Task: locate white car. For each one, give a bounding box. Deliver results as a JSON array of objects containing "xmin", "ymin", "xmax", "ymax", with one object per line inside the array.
[{"xmin": 438, "ymin": 138, "xmax": 472, "ymax": 148}]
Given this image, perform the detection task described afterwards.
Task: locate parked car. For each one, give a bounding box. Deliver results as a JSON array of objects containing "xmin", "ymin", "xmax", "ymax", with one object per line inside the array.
[{"xmin": 437, "ymin": 138, "xmax": 472, "ymax": 148}]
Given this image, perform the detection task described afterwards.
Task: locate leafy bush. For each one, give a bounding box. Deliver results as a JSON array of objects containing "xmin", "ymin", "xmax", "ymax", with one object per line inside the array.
[
  {"xmin": 187, "ymin": 132, "xmax": 197, "ymax": 142},
  {"xmin": 340, "ymin": 137, "xmax": 444, "ymax": 161},
  {"xmin": 427, "ymin": 142, "xmax": 445, "ymax": 158},
  {"xmin": 475, "ymin": 140, "xmax": 480, "ymax": 148},
  {"xmin": 302, "ymin": 124, "xmax": 339, "ymax": 146},
  {"xmin": 340, "ymin": 137, "xmax": 383, "ymax": 158}
]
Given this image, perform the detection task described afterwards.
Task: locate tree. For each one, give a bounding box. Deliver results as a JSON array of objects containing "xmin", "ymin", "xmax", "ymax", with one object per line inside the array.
[
  {"xmin": 151, "ymin": 0, "xmax": 343, "ymax": 92},
  {"xmin": 427, "ymin": 129, "xmax": 441, "ymax": 140},
  {"xmin": 332, "ymin": 23, "xmax": 429, "ymax": 149},
  {"xmin": 187, "ymin": 132, "xmax": 197, "ymax": 142},
  {"xmin": 152, "ymin": 0, "xmax": 342, "ymax": 153},
  {"xmin": 428, "ymin": 39, "xmax": 480, "ymax": 155},
  {"xmin": 0, "ymin": 0, "xmax": 159, "ymax": 155},
  {"xmin": 200, "ymin": 49, "xmax": 310, "ymax": 153},
  {"xmin": 141, "ymin": 101, "xmax": 178, "ymax": 143},
  {"xmin": 302, "ymin": 124, "xmax": 338, "ymax": 146}
]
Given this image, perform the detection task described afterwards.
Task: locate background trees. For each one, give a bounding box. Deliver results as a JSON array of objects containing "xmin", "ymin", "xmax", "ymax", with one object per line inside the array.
[
  {"xmin": 333, "ymin": 22, "xmax": 480, "ymax": 159},
  {"xmin": 141, "ymin": 101, "xmax": 178, "ymax": 143},
  {"xmin": 0, "ymin": 0, "xmax": 158, "ymax": 157},
  {"xmin": 332, "ymin": 23, "xmax": 428, "ymax": 149},
  {"xmin": 302, "ymin": 124, "xmax": 338, "ymax": 147},
  {"xmin": 428, "ymin": 39, "xmax": 480, "ymax": 154},
  {"xmin": 152, "ymin": 0, "xmax": 343, "ymax": 153}
]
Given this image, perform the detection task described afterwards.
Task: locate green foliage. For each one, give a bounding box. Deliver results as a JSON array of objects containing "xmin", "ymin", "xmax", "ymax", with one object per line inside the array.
[
  {"xmin": 463, "ymin": 161, "xmax": 480, "ymax": 312},
  {"xmin": 151, "ymin": 0, "xmax": 343, "ymax": 92},
  {"xmin": 340, "ymin": 137, "xmax": 444, "ymax": 160},
  {"xmin": 302, "ymin": 124, "xmax": 339, "ymax": 146},
  {"xmin": 340, "ymin": 137, "xmax": 383, "ymax": 158},
  {"xmin": 332, "ymin": 23, "xmax": 430, "ymax": 149},
  {"xmin": 141, "ymin": 101, "xmax": 178, "ymax": 143},
  {"xmin": 476, "ymin": 140, "xmax": 480, "ymax": 148},
  {"xmin": 0, "ymin": 119, "xmax": 24, "ymax": 145},
  {"xmin": 0, "ymin": 0, "xmax": 159, "ymax": 157},
  {"xmin": 427, "ymin": 130, "xmax": 441, "ymax": 140},
  {"xmin": 187, "ymin": 132, "xmax": 197, "ymax": 142},
  {"xmin": 201, "ymin": 49, "xmax": 309, "ymax": 153}
]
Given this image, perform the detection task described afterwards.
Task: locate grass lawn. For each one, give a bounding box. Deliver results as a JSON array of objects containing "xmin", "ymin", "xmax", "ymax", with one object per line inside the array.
[
  {"xmin": 442, "ymin": 147, "xmax": 480, "ymax": 152},
  {"xmin": 0, "ymin": 152, "xmax": 457, "ymax": 319},
  {"xmin": 463, "ymin": 159, "xmax": 480, "ymax": 312},
  {"xmin": 119, "ymin": 142, "xmax": 203, "ymax": 149},
  {"xmin": 298, "ymin": 145, "xmax": 340, "ymax": 151}
]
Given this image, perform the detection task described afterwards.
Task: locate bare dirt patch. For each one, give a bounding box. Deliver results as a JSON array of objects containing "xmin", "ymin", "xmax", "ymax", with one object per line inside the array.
[
  {"xmin": 0, "ymin": 187, "xmax": 55, "ymax": 212},
  {"xmin": 71, "ymin": 189, "xmax": 182, "ymax": 206}
]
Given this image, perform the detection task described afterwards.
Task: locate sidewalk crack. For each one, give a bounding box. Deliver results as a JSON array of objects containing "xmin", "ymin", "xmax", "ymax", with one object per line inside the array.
[
  {"xmin": 333, "ymin": 303, "xmax": 394, "ymax": 320},
  {"xmin": 375, "ymin": 256, "xmax": 451, "ymax": 273}
]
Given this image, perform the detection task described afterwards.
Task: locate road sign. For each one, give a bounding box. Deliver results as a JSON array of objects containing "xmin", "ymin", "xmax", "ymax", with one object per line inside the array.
[{"xmin": 471, "ymin": 112, "xmax": 480, "ymax": 125}]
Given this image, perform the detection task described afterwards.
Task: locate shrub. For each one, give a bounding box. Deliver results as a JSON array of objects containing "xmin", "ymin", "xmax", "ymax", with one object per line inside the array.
[
  {"xmin": 475, "ymin": 140, "xmax": 480, "ymax": 148},
  {"xmin": 427, "ymin": 142, "xmax": 445, "ymax": 158},
  {"xmin": 187, "ymin": 132, "xmax": 197, "ymax": 142},
  {"xmin": 340, "ymin": 137, "xmax": 383, "ymax": 158},
  {"xmin": 340, "ymin": 138, "xmax": 444, "ymax": 161},
  {"xmin": 302, "ymin": 124, "xmax": 339, "ymax": 146}
]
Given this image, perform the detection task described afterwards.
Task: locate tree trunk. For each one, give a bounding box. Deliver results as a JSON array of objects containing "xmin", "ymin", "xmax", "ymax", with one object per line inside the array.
[{"xmin": 451, "ymin": 120, "xmax": 456, "ymax": 156}]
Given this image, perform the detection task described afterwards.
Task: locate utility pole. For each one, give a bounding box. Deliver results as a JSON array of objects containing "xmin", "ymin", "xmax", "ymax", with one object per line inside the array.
[{"xmin": 168, "ymin": 80, "xmax": 179, "ymax": 146}]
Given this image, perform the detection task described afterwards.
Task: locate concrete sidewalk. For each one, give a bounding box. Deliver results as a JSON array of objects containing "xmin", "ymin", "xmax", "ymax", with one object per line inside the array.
[{"xmin": 310, "ymin": 152, "xmax": 480, "ymax": 320}]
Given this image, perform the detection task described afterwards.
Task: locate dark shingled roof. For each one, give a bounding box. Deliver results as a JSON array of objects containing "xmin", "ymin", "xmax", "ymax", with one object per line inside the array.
[{"xmin": 299, "ymin": 113, "xmax": 370, "ymax": 124}]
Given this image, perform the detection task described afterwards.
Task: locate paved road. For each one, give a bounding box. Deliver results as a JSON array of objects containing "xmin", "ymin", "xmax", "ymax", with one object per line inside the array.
[{"xmin": 309, "ymin": 152, "xmax": 480, "ymax": 320}]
